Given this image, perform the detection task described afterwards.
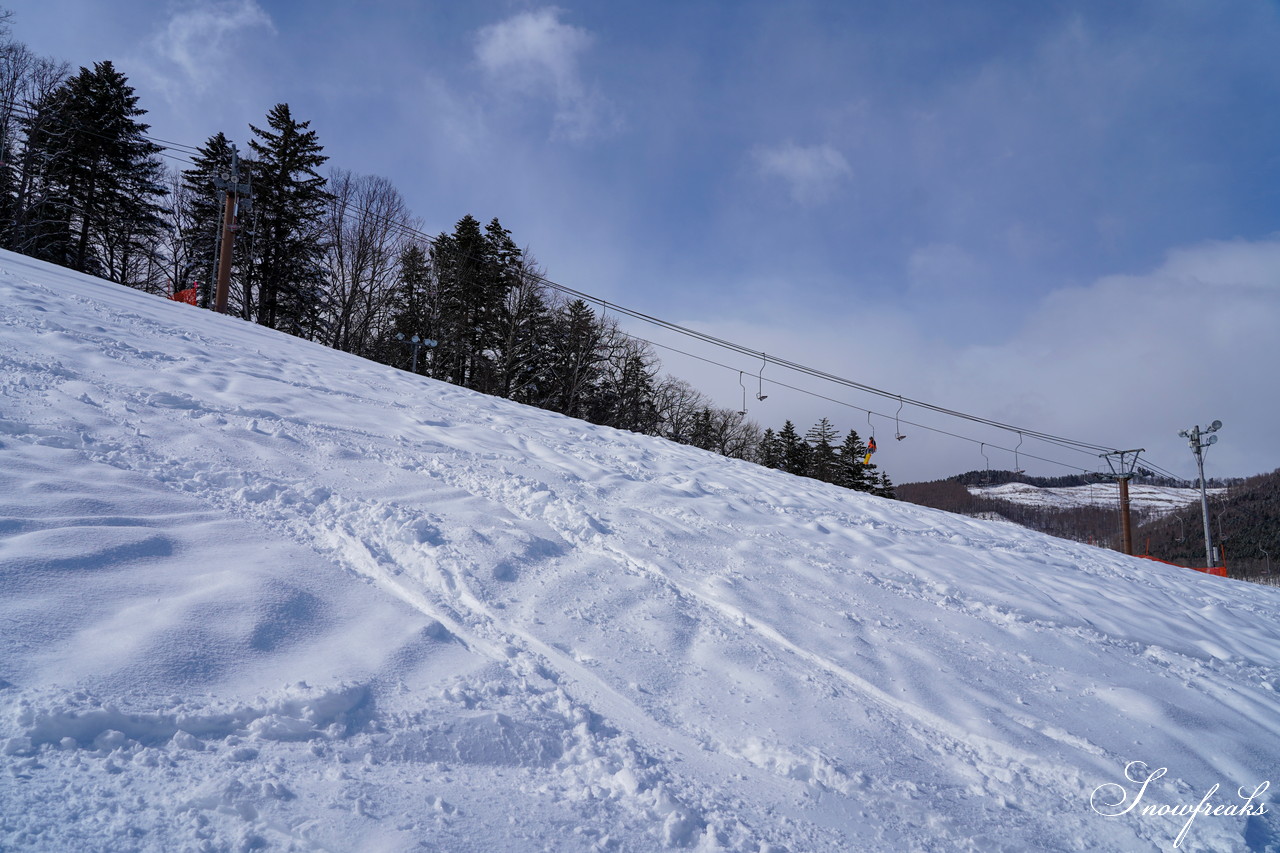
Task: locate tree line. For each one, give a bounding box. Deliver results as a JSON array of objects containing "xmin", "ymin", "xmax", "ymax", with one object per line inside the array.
[
  {"xmin": 900, "ymin": 468, "xmax": 1280, "ymax": 587},
  {"xmin": 0, "ymin": 14, "xmax": 893, "ymax": 498},
  {"xmin": 895, "ymin": 475, "xmax": 1140, "ymax": 547},
  {"xmin": 1134, "ymin": 468, "xmax": 1280, "ymax": 583}
]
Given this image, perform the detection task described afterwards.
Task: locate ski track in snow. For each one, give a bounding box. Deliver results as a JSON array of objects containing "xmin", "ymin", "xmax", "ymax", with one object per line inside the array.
[{"xmin": 3, "ymin": 252, "xmax": 1280, "ymax": 852}]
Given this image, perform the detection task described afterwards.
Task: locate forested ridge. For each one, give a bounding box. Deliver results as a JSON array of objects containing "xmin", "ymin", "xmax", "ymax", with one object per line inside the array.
[
  {"xmin": 896, "ymin": 474, "xmax": 1139, "ymax": 548},
  {"xmin": 0, "ymin": 10, "xmax": 892, "ymax": 498},
  {"xmin": 898, "ymin": 469, "xmax": 1280, "ymax": 586},
  {"xmin": 1134, "ymin": 468, "xmax": 1280, "ymax": 583}
]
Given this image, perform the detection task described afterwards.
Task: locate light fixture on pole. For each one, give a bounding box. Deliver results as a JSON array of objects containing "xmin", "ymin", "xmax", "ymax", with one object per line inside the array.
[
  {"xmin": 396, "ymin": 333, "xmax": 437, "ymax": 374},
  {"xmin": 1178, "ymin": 420, "xmax": 1222, "ymax": 570}
]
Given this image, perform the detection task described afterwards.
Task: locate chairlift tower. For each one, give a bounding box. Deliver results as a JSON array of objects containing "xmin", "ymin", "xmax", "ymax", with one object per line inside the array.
[
  {"xmin": 1178, "ymin": 421, "xmax": 1222, "ymax": 569},
  {"xmin": 212, "ymin": 144, "xmax": 253, "ymax": 314},
  {"xmin": 1100, "ymin": 449, "xmax": 1145, "ymax": 555}
]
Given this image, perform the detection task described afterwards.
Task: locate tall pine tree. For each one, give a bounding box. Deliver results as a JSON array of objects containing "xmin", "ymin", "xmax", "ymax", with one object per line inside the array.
[
  {"xmin": 247, "ymin": 103, "xmax": 330, "ymax": 336},
  {"xmin": 430, "ymin": 214, "xmax": 501, "ymax": 389},
  {"xmin": 385, "ymin": 243, "xmax": 435, "ymax": 373},
  {"xmin": 835, "ymin": 428, "xmax": 874, "ymax": 492},
  {"xmin": 18, "ymin": 61, "xmax": 166, "ymax": 284},
  {"xmin": 778, "ymin": 420, "xmax": 811, "ymax": 476},
  {"xmin": 806, "ymin": 418, "xmax": 839, "ymax": 484},
  {"xmin": 758, "ymin": 427, "xmax": 782, "ymax": 469}
]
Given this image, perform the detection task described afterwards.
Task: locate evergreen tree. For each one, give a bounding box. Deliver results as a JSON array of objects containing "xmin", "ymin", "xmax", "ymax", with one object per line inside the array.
[
  {"xmin": 547, "ymin": 299, "xmax": 605, "ymax": 419},
  {"xmin": 806, "ymin": 417, "xmax": 839, "ymax": 483},
  {"xmin": 18, "ymin": 61, "xmax": 166, "ymax": 283},
  {"xmin": 873, "ymin": 472, "xmax": 896, "ymax": 499},
  {"xmin": 689, "ymin": 407, "xmax": 716, "ymax": 451},
  {"xmin": 496, "ymin": 273, "xmax": 555, "ymax": 405},
  {"xmin": 604, "ymin": 346, "xmax": 660, "ymax": 433},
  {"xmin": 758, "ymin": 427, "xmax": 782, "ymax": 470},
  {"xmin": 483, "ymin": 218, "xmax": 546, "ymax": 399},
  {"xmin": 247, "ymin": 103, "xmax": 330, "ymax": 336},
  {"xmin": 778, "ymin": 420, "xmax": 811, "ymax": 476},
  {"xmin": 430, "ymin": 214, "xmax": 505, "ymax": 390},
  {"xmin": 385, "ymin": 242, "xmax": 435, "ymax": 373},
  {"xmin": 835, "ymin": 428, "xmax": 874, "ymax": 492}
]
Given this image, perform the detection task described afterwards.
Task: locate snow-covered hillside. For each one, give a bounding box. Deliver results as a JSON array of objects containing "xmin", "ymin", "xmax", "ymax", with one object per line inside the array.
[
  {"xmin": 969, "ymin": 482, "xmax": 1223, "ymax": 515},
  {"xmin": 2, "ymin": 249, "xmax": 1278, "ymax": 852}
]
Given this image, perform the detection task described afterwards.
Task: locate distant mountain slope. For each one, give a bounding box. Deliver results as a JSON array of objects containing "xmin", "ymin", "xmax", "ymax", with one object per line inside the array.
[
  {"xmin": 896, "ymin": 474, "xmax": 1132, "ymax": 546},
  {"xmin": 968, "ymin": 481, "xmax": 1213, "ymax": 515},
  {"xmin": 1135, "ymin": 468, "xmax": 1280, "ymax": 581},
  {"xmin": 3, "ymin": 250, "xmax": 1280, "ymax": 851},
  {"xmin": 900, "ymin": 469, "xmax": 1279, "ymax": 585}
]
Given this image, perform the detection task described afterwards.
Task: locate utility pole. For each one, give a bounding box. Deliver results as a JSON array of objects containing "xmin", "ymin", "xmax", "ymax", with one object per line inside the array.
[
  {"xmin": 1178, "ymin": 421, "xmax": 1222, "ymax": 569},
  {"xmin": 1101, "ymin": 449, "xmax": 1145, "ymax": 555},
  {"xmin": 212, "ymin": 145, "xmax": 252, "ymax": 314}
]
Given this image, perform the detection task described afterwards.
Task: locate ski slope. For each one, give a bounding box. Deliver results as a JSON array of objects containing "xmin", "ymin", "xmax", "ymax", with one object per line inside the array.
[
  {"xmin": 969, "ymin": 482, "xmax": 1222, "ymax": 515},
  {"xmin": 1, "ymin": 249, "xmax": 1278, "ymax": 852}
]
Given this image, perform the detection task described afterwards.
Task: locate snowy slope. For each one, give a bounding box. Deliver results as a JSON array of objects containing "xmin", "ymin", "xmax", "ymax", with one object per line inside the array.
[
  {"xmin": 969, "ymin": 482, "xmax": 1223, "ymax": 515},
  {"xmin": 2, "ymin": 249, "xmax": 1279, "ymax": 853}
]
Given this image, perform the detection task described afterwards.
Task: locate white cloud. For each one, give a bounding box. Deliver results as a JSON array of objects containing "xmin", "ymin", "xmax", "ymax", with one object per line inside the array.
[
  {"xmin": 474, "ymin": 7, "xmax": 618, "ymax": 142},
  {"xmin": 753, "ymin": 142, "xmax": 851, "ymax": 204},
  {"xmin": 140, "ymin": 0, "xmax": 275, "ymax": 100},
  {"xmin": 945, "ymin": 238, "xmax": 1280, "ymax": 480}
]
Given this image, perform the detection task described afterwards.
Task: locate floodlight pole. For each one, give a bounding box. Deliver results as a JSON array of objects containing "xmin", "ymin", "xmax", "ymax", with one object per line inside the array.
[
  {"xmin": 396, "ymin": 333, "xmax": 437, "ymax": 374},
  {"xmin": 1179, "ymin": 422, "xmax": 1221, "ymax": 569}
]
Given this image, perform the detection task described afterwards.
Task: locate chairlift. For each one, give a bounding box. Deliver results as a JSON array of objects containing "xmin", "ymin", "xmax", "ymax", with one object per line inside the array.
[
  {"xmin": 756, "ymin": 355, "xmax": 769, "ymax": 401},
  {"xmin": 1013, "ymin": 432, "xmax": 1026, "ymax": 475},
  {"xmin": 979, "ymin": 443, "xmax": 991, "ymax": 486},
  {"xmin": 894, "ymin": 396, "xmax": 907, "ymax": 441},
  {"xmin": 737, "ymin": 371, "xmax": 748, "ymax": 416}
]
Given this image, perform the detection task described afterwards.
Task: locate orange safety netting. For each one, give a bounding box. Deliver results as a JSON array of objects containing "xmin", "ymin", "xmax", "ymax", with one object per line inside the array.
[{"xmin": 1136, "ymin": 555, "xmax": 1228, "ymax": 577}]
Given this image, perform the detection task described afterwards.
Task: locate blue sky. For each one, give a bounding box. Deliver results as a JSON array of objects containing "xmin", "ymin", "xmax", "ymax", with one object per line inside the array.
[{"xmin": 10, "ymin": 0, "xmax": 1280, "ymax": 483}]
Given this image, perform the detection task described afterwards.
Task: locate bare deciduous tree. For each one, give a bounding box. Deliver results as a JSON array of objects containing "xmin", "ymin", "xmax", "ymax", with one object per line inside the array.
[{"xmin": 323, "ymin": 168, "xmax": 416, "ymax": 357}]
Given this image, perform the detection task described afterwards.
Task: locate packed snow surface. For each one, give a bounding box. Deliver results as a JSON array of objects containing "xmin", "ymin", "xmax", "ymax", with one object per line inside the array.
[
  {"xmin": 968, "ymin": 482, "xmax": 1224, "ymax": 515},
  {"xmin": 2, "ymin": 249, "xmax": 1279, "ymax": 852}
]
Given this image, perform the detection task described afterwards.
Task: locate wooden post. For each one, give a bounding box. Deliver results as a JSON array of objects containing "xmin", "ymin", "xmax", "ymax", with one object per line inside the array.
[
  {"xmin": 1119, "ymin": 475, "xmax": 1133, "ymax": 555},
  {"xmin": 213, "ymin": 188, "xmax": 235, "ymax": 314}
]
